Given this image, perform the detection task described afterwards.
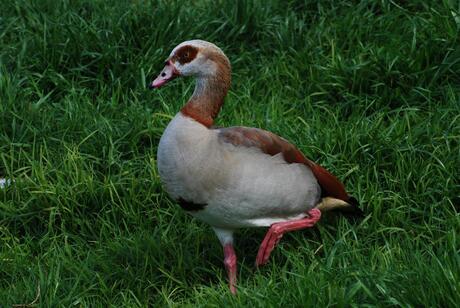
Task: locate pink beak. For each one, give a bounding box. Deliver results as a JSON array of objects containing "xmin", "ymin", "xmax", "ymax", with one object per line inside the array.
[{"xmin": 149, "ymin": 60, "xmax": 179, "ymax": 89}]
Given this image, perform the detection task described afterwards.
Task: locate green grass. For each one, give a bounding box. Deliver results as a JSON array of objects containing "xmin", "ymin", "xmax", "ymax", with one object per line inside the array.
[{"xmin": 1, "ymin": 0, "xmax": 459, "ymax": 306}]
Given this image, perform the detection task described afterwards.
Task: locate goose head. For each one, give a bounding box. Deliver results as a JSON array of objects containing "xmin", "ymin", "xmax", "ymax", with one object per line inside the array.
[{"xmin": 149, "ymin": 40, "xmax": 230, "ymax": 89}]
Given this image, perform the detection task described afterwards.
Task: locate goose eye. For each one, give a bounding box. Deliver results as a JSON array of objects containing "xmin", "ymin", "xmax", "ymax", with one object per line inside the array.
[{"xmin": 176, "ymin": 45, "xmax": 198, "ymax": 64}]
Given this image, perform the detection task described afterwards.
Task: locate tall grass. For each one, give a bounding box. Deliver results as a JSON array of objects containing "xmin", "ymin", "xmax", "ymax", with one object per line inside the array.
[{"xmin": 1, "ymin": 0, "xmax": 459, "ymax": 306}]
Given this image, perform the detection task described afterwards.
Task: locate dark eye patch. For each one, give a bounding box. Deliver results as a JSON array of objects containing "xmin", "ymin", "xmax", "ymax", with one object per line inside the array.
[{"xmin": 175, "ymin": 45, "xmax": 198, "ymax": 65}]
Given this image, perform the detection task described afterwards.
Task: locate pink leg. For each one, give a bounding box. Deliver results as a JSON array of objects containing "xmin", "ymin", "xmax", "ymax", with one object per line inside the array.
[
  {"xmin": 223, "ymin": 244, "xmax": 237, "ymax": 294},
  {"xmin": 256, "ymin": 208, "xmax": 321, "ymax": 267}
]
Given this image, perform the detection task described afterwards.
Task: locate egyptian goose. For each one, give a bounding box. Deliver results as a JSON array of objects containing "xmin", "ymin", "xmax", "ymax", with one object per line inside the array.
[{"xmin": 150, "ymin": 40, "xmax": 361, "ymax": 294}]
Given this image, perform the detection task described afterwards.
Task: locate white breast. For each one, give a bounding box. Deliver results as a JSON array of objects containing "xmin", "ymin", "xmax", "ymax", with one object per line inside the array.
[
  {"xmin": 157, "ymin": 113, "xmax": 321, "ymax": 229},
  {"xmin": 157, "ymin": 113, "xmax": 218, "ymax": 203}
]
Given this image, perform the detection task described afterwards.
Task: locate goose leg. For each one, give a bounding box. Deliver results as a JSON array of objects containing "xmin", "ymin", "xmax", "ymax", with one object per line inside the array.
[
  {"xmin": 256, "ymin": 208, "xmax": 321, "ymax": 267},
  {"xmin": 213, "ymin": 228, "xmax": 237, "ymax": 294},
  {"xmin": 223, "ymin": 244, "xmax": 237, "ymax": 294}
]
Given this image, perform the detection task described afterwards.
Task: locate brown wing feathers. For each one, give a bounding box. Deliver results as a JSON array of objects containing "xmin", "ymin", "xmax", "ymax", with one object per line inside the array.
[{"xmin": 218, "ymin": 127, "xmax": 351, "ymax": 203}]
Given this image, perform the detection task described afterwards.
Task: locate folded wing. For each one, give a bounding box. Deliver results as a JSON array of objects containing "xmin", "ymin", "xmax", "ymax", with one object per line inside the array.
[{"xmin": 218, "ymin": 126, "xmax": 351, "ymax": 202}]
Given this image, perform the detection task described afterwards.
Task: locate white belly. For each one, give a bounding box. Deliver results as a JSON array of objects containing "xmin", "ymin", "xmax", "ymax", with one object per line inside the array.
[{"xmin": 157, "ymin": 114, "xmax": 321, "ymax": 229}]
